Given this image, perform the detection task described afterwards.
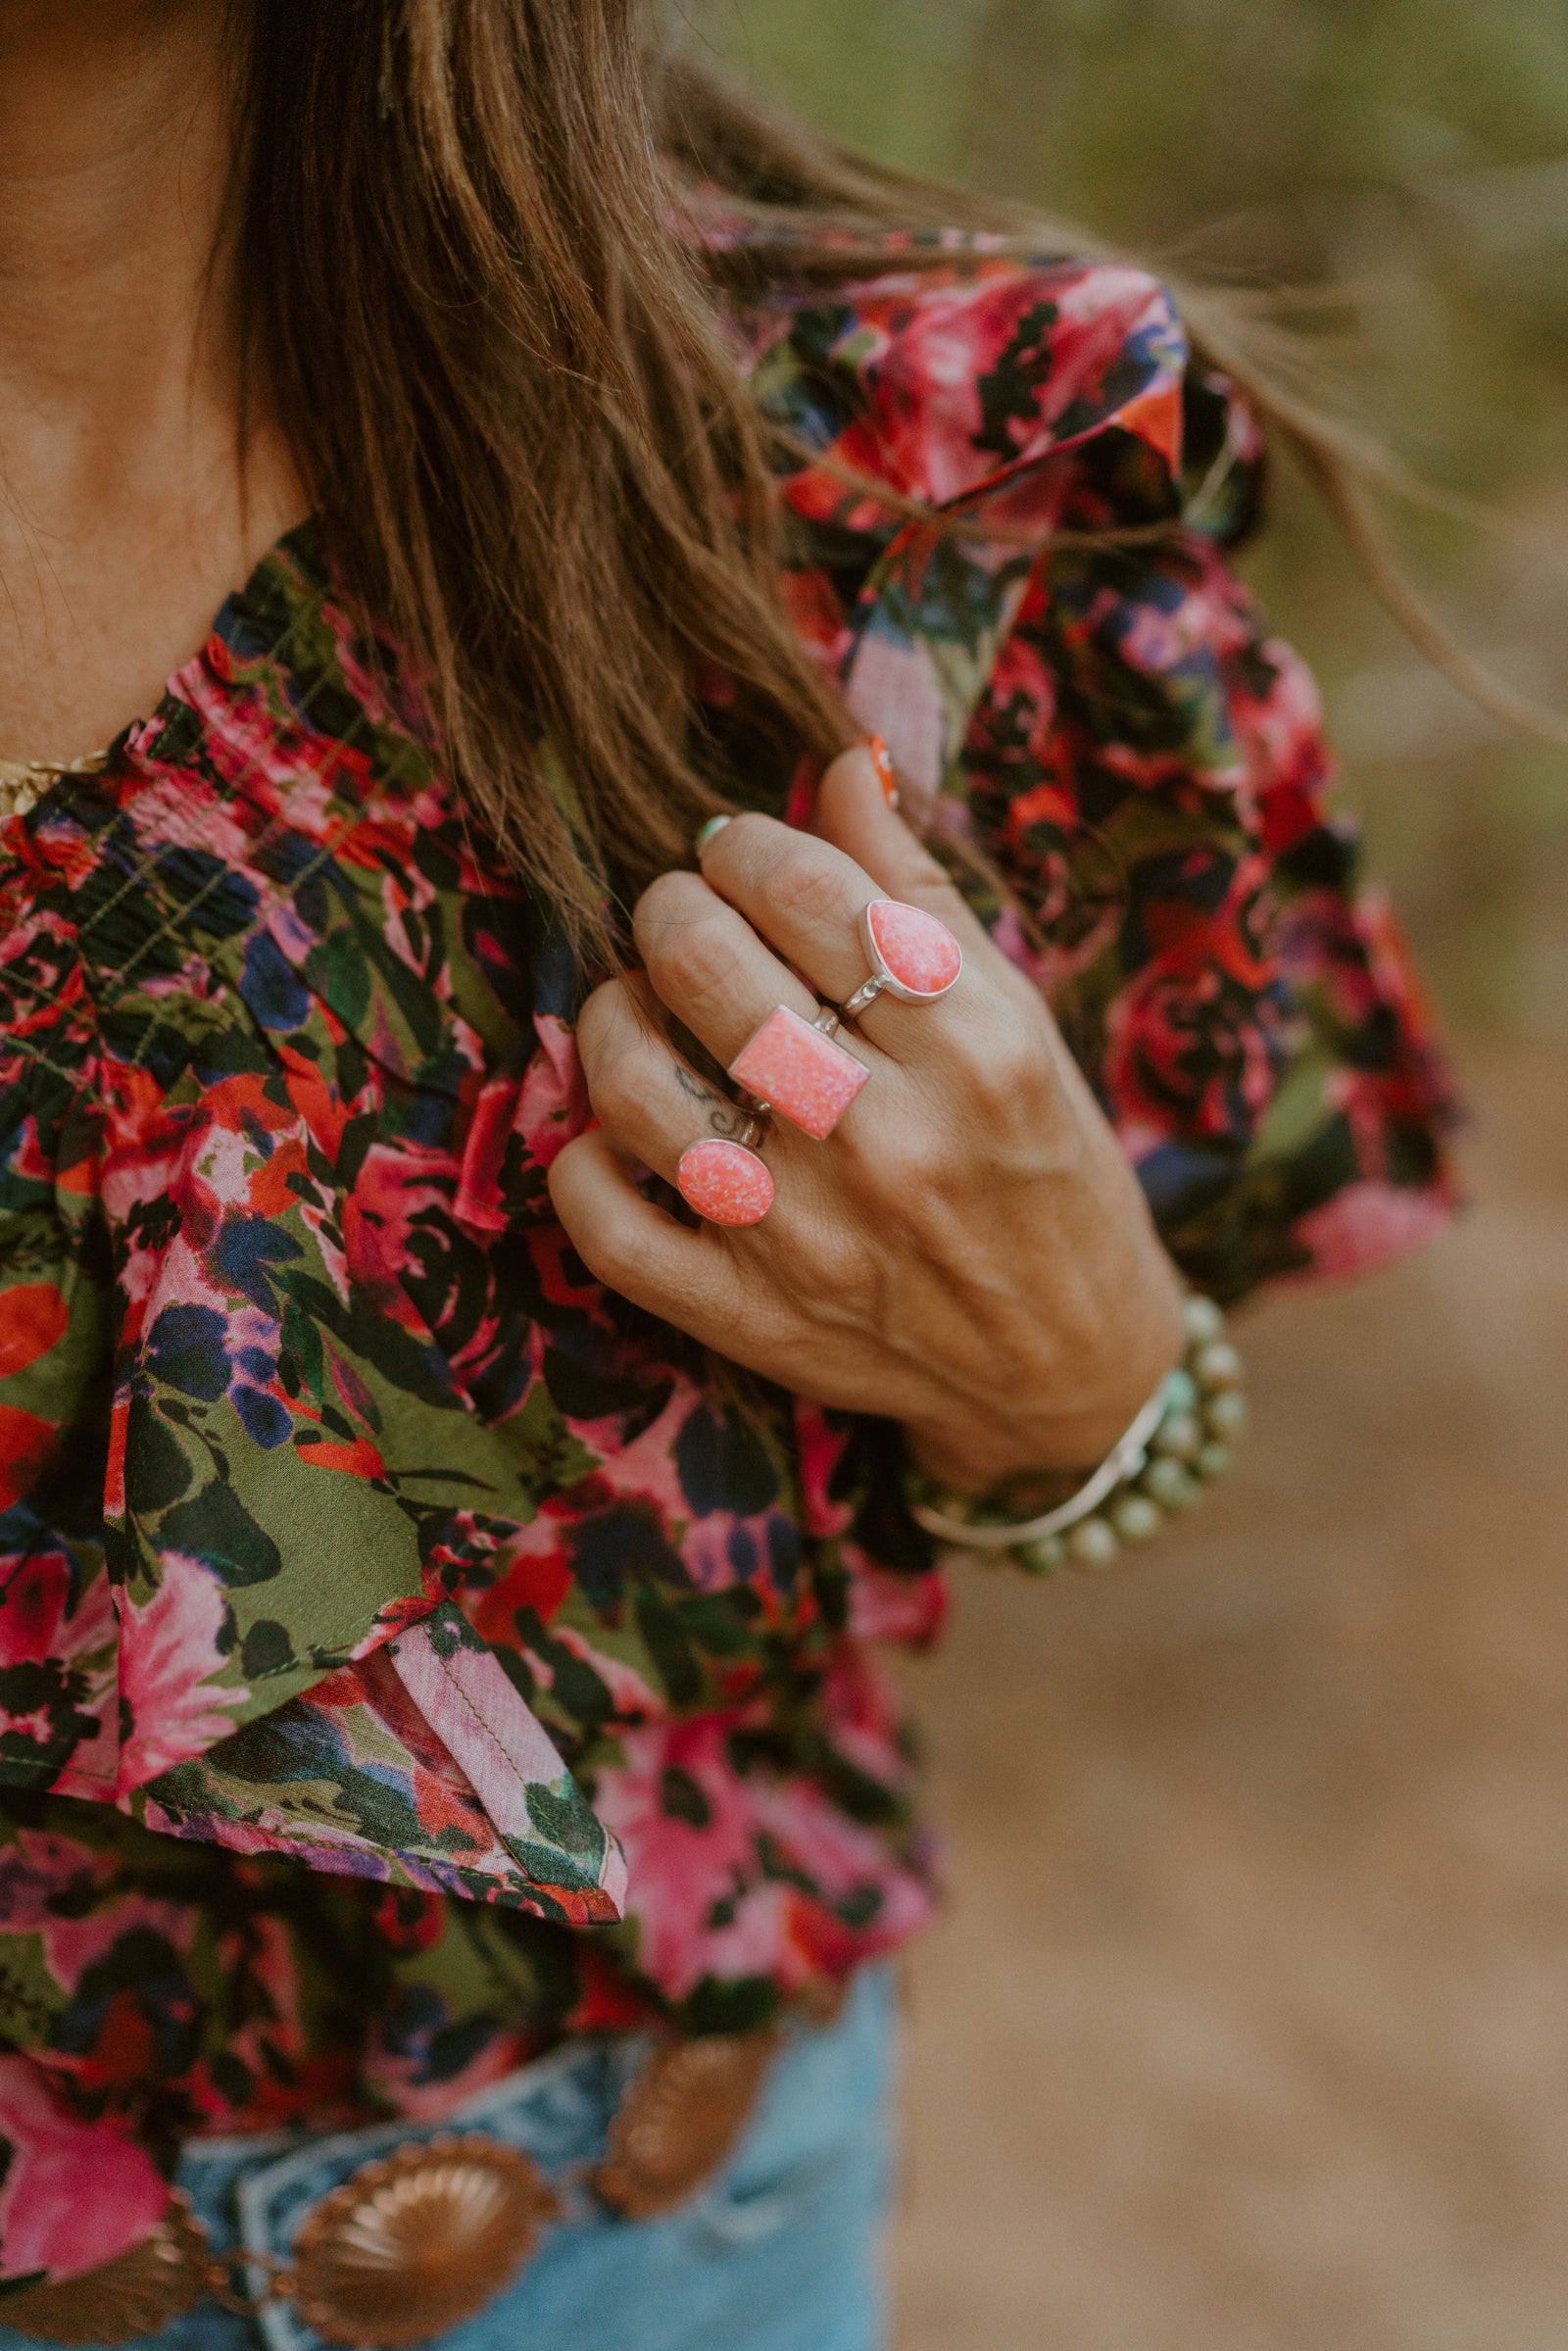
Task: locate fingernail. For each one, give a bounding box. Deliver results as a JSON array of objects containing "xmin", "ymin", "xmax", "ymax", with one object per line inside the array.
[
  {"xmin": 694, "ymin": 813, "xmax": 733, "ymax": 857},
  {"xmin": 865, "ymin": 734, "xmax": 900, "ymax": 810}
]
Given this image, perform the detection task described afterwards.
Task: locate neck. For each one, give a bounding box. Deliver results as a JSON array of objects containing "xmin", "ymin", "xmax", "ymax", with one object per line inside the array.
[
  {"xmin": 0, "ymin": 2, "xmax": 304, "ymax": 763},
  {"xmin": 0, "ymin": 2, "xmax": 241, "ymax": 441}
]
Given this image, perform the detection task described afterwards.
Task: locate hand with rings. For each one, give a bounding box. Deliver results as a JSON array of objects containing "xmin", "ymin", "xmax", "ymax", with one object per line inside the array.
[{"xmin": 548, "ymin": 742, "xmax": 1186, "ymax": 1492}]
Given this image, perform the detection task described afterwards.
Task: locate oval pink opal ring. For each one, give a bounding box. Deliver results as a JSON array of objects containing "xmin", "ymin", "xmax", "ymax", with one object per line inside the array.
[
  {"xmin": 677, "ymin": 1133, "xmax": 774, "ymax": 1228},
  {"xmin": 840, "ymin": 899, "xmax": 962, "ymax": 1020}
]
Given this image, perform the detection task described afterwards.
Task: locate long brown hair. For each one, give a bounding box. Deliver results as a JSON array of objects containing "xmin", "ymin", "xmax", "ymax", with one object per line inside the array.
[
  {"xmin": 233, "ymin": 7, "xmax": 1565, "ymax": 959},
  {"xmin": 237, "ymin": 3, "xmax": 854, "ymax": 955}
]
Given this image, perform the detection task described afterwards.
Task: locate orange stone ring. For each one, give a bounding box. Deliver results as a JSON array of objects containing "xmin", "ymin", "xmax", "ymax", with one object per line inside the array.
[{"xmin": 840, "ymin": 899, "xmax": 962, "ymax": 1020}]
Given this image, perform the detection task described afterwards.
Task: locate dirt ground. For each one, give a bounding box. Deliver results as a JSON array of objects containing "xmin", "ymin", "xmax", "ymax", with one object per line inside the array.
[{"xmin": 890, "ymin": 1042, "xmax": 1568, "ymax": 2351}]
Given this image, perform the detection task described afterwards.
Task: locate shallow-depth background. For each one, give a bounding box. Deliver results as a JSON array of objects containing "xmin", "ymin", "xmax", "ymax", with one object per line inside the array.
[{"xmin": 682, "ymin": 5, "xmax": 1568, "ymax": 2342}]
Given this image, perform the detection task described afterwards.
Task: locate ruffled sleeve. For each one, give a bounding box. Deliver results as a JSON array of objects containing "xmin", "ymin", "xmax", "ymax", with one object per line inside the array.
[
  {"xmin": 0, "ymin": 755, "xmax": 624, "ymax": 2279},
  {"xmin": 740, "ymin": 249, "xmax": 1456, "ymax": 1297},
  {"xmin": 0, "ymin": 828, "xmax": 622, "ymax": 1924}
]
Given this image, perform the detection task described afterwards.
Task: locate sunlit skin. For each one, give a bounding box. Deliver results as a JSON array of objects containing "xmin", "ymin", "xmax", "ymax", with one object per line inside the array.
[{"xmin": 0, "ymin": 0, "xmax": 1184, "ymax": 1497}]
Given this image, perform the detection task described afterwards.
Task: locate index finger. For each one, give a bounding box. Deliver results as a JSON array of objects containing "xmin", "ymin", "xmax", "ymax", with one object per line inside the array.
[{"xmin": 698, "ymin": 814, "xmax": 980, "ymax": 1054}]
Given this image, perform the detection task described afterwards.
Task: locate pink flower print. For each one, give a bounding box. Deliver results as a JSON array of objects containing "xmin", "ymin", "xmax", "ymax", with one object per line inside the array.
[
  {"xmin": 0, "ymin": 1550, "xmax": 114, "ymax": 1673},
  {"xmin": 845, "ymin": 1556, "xmax": 948, "ymax": 1645},
  {"xmin": 0, "ymin": 1552, "xmax": 120, "ymax": 1798},
  {"xmin": 0, "ymin": 1832, "xmax": 192, "ymax": 1996},
  {"xmin": 514, "ymin": 1014, "xmax": 589, "ymax": 1170},
  {"xmin": 817, "ymin": 1645, "xmax": 922, "ymax": 1791},
  {"xmin": 748, "ymin": 1780, "xmax": 936, "ymax": 1973},
  {"xmin": 789, "ymin": 1402, "xmax": 855, "ymax": 1543},
  {"xmin": 113, "ymin": 1560, "xmax": 247, "ymax": 1793},
  {"xmin": 0, "ymin": 2055, "xmax": 170, "ymax": 2284},
  {"xmin": 549, "ymin": 1626, "xmax": 660, "ymax": 1723},
  {"xmin": 590, "ymin": 1715, "xmax": 760, "ymax": 2000},
  {"xmin": 343, "ymin": 1141, "xmax": 457, "ymax": 1329},
  {"xmin": 1288, "ymin": 1181, "xmax": 1454, "ymax": 1285},
  {"xmin": 365, "ymin": 2023, "xmax": 530, "ymax": 2126}
]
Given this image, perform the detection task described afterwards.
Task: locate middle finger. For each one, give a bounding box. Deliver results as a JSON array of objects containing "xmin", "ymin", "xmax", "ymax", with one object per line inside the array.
[{"xmin": 693, "ymin": 812, "xmax": 971, "ymax": 1050}]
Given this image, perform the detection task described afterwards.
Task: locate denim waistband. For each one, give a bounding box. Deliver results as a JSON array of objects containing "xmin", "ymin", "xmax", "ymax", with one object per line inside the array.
[
  {"xmin": 0, "ymin": 1970, "xmax": 897, "ymax": 2351},
  {"xmin": 172, "ymin": 2026, "xmax": 656, "ymax": 2351},
  {"xmin": 120, "ymin": 1967, "xmax": 897, "ymax": 2351}
]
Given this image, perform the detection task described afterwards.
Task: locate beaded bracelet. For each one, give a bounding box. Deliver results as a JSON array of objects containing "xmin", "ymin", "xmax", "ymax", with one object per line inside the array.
[{"xmin": 907, "ymin": 1295, "xmax": 1246, "ymax": 1573}]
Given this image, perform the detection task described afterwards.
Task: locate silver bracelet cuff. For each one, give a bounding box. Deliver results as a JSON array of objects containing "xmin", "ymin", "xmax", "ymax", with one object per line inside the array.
[{"xmin": 909, "ymin": 1384, "xmax": 1169, "ymax": 1551}]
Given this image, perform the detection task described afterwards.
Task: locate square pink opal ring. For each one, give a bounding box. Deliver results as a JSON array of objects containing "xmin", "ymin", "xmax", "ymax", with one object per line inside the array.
[
  {"xmin": 840, "ymin": 899, "xmax": 963, "ymax": 1020},
  {"xmin": 728, "ymin": 1004, "xmax": 870, "ymax": 1141}
]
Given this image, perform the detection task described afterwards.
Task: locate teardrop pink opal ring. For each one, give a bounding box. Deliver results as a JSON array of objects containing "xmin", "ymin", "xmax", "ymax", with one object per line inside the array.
[{"xmin": 839, "ymin": 899, "xmax": 962, "ymax": 1020}]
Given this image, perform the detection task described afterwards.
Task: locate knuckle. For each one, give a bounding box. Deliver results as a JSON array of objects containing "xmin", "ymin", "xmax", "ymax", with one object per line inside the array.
[
  {"xmin": 778, "ymin": 1218, "xmax": 865, "ymax": 1314},
  {"xmin": 838, "ymin": 1107, "xmax": 952, "ymax": 1204},
  {"xmin": 722, "ymin": 811, "xmax": 783, "ymax": 857},
  {"xmin": 580, "ymin": 1219, "xmax": 644, "ymax": 1293},
  {"xmin": 893, "ymin": 1128, "xmax": 962, "ymax": 1203},
  {"xmin": 633, "ymin": 868, "xmax": 690, "ymax": 926},
  {"xmin": 574, "ymin": 977, "xmax": 629, "ymax": 1064},
  {"xmin": 960, "ymin": 1025, "xmax": 1051, "ymax": 1118},
  {"xmin": 761, "ymin": 846, "xmax": 853, "ymax": 932},
  {"xmin": 583, "ymin": 1041, "xmax": 644, "ymax": 1135},
  {"xmin": 646, "ymin": 905, "xmax": 750, "ymax": 1009}
]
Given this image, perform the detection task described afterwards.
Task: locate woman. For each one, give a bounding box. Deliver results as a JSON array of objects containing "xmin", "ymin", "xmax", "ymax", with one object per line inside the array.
[{"xmin": 0, "ymin": 3, "xmax": 1453, "ymax": 2346}]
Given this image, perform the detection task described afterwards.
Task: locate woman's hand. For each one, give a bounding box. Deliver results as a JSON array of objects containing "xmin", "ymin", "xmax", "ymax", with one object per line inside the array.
[{"xmin": 548, "ymin": 745, "xmax": 1185, "ymax": 1494}]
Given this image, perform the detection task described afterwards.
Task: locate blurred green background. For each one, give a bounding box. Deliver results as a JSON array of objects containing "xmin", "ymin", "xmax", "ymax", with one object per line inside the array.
[{"xmin": 682, "ymin": 0, "xmax": 1568, "ymax": 1036}]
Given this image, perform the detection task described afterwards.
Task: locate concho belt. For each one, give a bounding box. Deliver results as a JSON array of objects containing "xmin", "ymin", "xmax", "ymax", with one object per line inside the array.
[{"xmin": 0, "ymin": 2026, "xmax": 781, "ymax": 2348}]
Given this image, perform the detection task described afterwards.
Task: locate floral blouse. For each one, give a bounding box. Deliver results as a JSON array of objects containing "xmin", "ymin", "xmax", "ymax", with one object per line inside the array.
[{"xmin": 0, "ymin": 247, "xmax": 1454, "ymax": 2287}]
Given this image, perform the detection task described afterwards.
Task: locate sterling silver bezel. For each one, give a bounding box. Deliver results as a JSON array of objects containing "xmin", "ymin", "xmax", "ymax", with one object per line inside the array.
[{"xmin": 857, "ymin": 900, "xmax": 963, "ymax": 1005}]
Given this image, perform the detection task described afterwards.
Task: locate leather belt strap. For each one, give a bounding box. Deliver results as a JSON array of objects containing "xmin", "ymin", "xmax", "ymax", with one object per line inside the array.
[{"xmin": 0, "ymin": 2026, "xmax": 781, "ymax": 2347}]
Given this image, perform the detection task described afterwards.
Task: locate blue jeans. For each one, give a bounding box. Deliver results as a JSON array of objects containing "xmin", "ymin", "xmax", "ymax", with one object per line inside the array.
[{"xmin": 1, "ymin": 1967, "xmax": 896, "ymax": 2351}]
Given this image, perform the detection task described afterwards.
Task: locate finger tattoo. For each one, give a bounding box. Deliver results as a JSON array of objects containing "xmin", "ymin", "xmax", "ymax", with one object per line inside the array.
[{"xmin": 671, "ymin": 1061, "xmax": 761, "ymax": 1146}]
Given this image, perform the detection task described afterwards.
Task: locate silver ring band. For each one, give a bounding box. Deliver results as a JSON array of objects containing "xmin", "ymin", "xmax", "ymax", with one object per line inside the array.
[{"xmin": 837, "ymin": 977, "xmax": 884, "ymax": 1023}]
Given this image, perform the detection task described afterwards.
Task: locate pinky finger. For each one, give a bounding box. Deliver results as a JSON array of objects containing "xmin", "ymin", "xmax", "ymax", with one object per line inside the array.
[{"xmin": 548, "ymin": 1125, "xmax": 754, "ymax": 1336}]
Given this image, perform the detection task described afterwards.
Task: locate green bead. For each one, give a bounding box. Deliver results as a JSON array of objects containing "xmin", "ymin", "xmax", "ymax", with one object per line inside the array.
[
  {"xmin": 1110, "ymin": 1494, "xmax": 1163, "ymax": 1543},
  {"xmin": 1204, "ymin": 1389, "xmax": 1249, "ymax": 1441},
  {"xmin": 1068, "ymin": 1516, "xmax": 1119, "ymax": 1570},
  {"xmin": 1183, "ymin": 1295, "xmax": 1224, "ymax": 1346},
  {"xmin": 1161, "ymin": 1368, "xmax": 1199, "ymax": 1416},
  {"xmin": 1143, "ymin": 1457, "xmax": 1200, "ymax": 1511},
  {"xmin": 1015, "ymin": 1533, "xmax": 1067, "ymax": 1576},
  {"xmin": 1195, "ymin": 1441, "xmax": 1232, "ymax": 1483},
  {"xmin": 1152, "ymin": 1410, "xmax": 1201, "ymax": 1461},
  {"xmin": 1194, "ymin": 1339, "xmax": 1244, "ymax": 1393}
]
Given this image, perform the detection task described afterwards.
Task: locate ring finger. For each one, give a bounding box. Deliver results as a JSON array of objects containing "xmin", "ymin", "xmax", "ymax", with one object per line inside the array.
[
  {"xmin": 578, "ymin": 975, "xmax": 838, "ymax": 1239},
  {"xmin": 631, "ymin": 870, "xmax": 883, "ymax": 1141}
]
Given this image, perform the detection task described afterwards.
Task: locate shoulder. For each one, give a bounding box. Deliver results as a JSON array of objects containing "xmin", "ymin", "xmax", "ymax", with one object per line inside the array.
[{"xmin": 722, "ymin": 239, "xmax": 1193, "ymax": 509}]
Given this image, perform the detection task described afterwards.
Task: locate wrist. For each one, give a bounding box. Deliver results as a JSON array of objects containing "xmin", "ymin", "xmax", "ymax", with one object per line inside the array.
[
  {"xmin": 904, "ymin": 1267, "xmax": 1186, "ymax": 1496},
  {"xmin": 906, "ymin": 1294, "xmax": 1249, "ymax": 1573}
]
